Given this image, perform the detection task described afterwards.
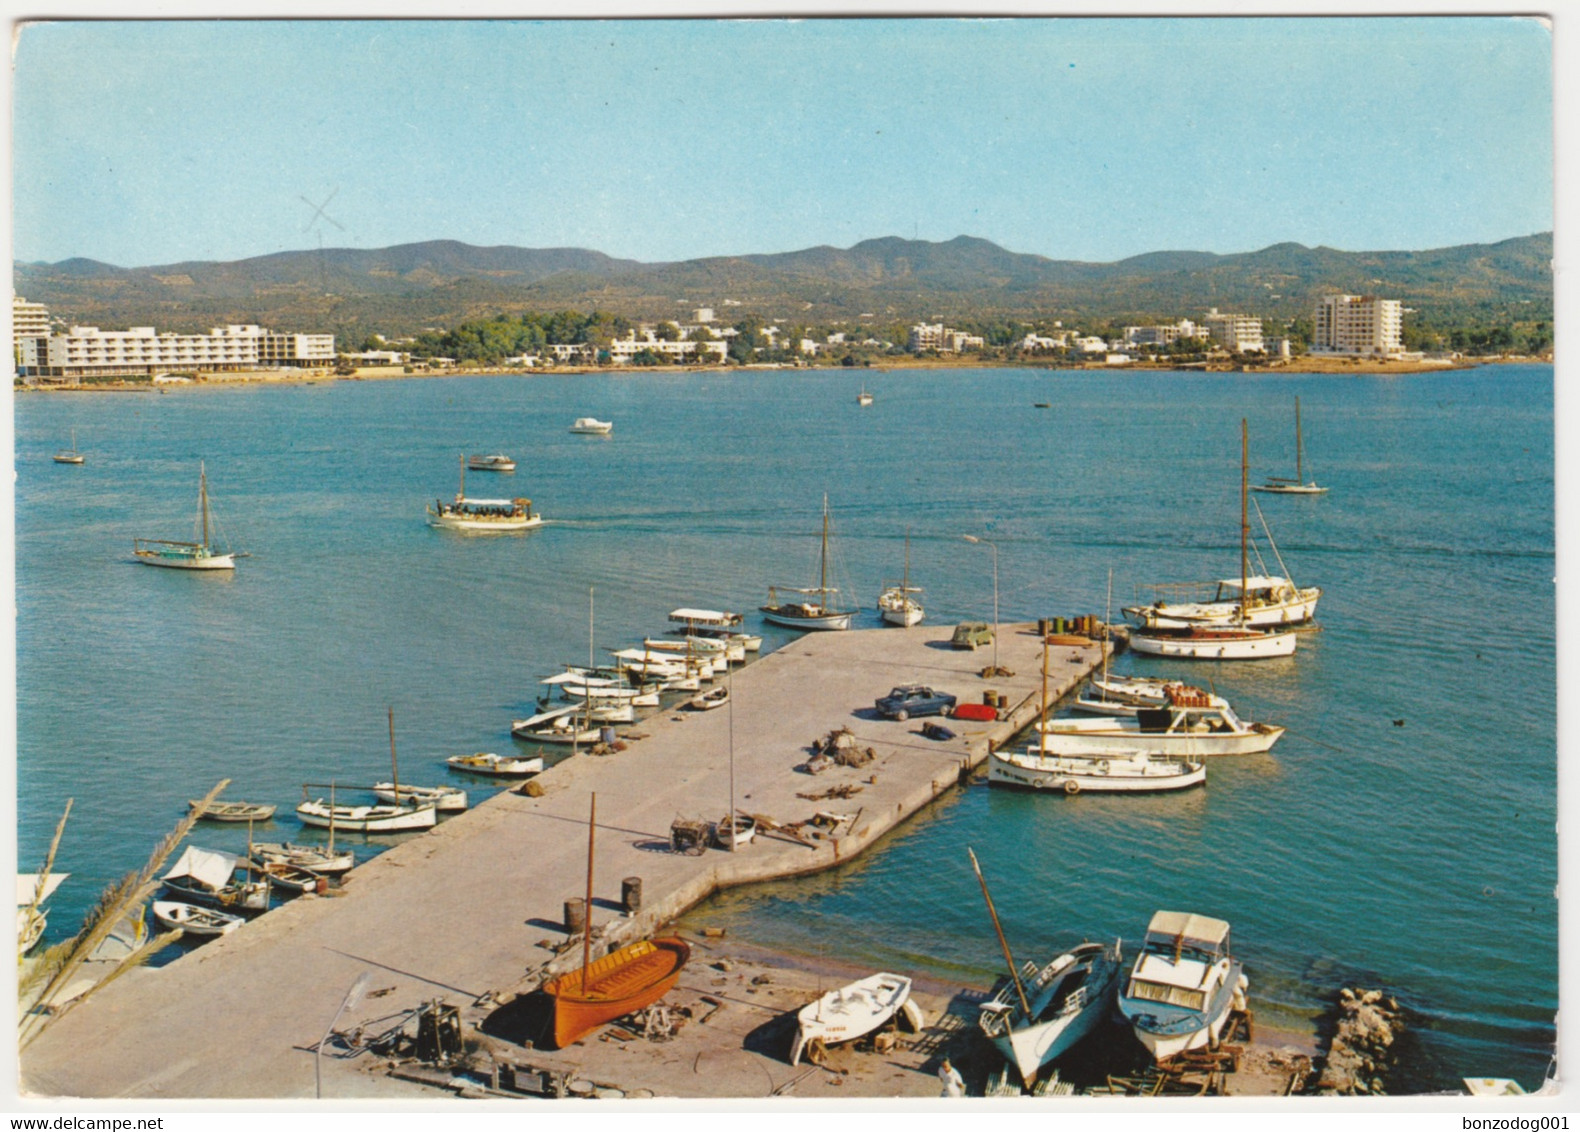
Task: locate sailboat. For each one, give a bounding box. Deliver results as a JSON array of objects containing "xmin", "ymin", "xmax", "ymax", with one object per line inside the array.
[
  {"xmin": 1253, "ymin": 396, "xmax": 1328, "ymax": 495},
  {"xmin": 542, "ymin": 794, "xmax": 691, "ymax": 1047},
  {"xmin": 761, "ymin": 495, "xmax": 857, "ymax": 631},
  {"xmin": 133, "ymin": 462, "xmax": 242, "ymax": 570},
  {"xmin": 52, "ymin": 429, "xmax": 85, "ymax": 465},
  {"xmin": 856, "ymin": 387, "xmax": 874, "ymax": 406},
  {"xmin": 1130, "ymin": 423, "xmax": 1298, "ymax": 659},
  {"xmin": 877, "ymin": 531, "xmax": 924, "ymax": 627}
]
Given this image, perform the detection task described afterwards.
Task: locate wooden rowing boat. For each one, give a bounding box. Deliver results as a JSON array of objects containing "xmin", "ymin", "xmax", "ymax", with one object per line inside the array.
[
  {"xmin": 543, "ymin": 936, "xmax": 691, "ymax": 1048},
  {"xmin": 188, "ymin": 799, "xmax": 277, "ymax": 823}
]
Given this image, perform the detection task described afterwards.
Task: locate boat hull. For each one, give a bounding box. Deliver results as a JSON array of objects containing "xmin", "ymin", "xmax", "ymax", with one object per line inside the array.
[
  {"xmin": 544, "ymin": 937, "xmax": 690, "ymax": 1048},
  {"xmin": 761, "ymin": 607, "xmax": 854, "ymax": 631},
  {"xmin": 445, "ymin": 754, "xmax": 544, "ymax": 776},
  {"xmin": 151, "ymin": 900, "xmax": 243, "ymax": 938},
  {"xmin": 294, "ymin": 801, "xmax": 438, "ymax": 832},
  {"xmin": 1129, "ymin": 628, "xmax": 1297, "ymax": 659},
  {"xmin": 1120, "ymin": 961, "xmax": 1245, "ymax": 1062},
  {"xmin": 134, "ymin": 550, "xmax": 236, "ymax": 570},
  {"xmin": 427, "ymin": 511, "xmax": 542, "ymax": 532},
  {"xmin": 1251, "ymin": 484, "xmax": 1327, "ymax": 495},
  {"xmin": 790, "ymin": 973, "xmax": 914, "ymax": 1065},
  {"xmin": 979, "ymin": 943, "xmax": 1121, "ymax": 1085},
  {"xmin": 371, "ymin": 784, "xmax": 468, "ymax": 812},
  {"xmin": 879, "ymin": 600, "xmax": 924, "ymax": 627},
  {"xmin": 1033, "ymin": 726, "xmax": 1282, "ymax": 758},
  {"xmin": 989, "ymin": 749, "xmax": 1206, "ymax": 792}
]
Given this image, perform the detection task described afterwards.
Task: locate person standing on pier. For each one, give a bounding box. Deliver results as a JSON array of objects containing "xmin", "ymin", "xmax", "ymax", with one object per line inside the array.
[{"xmin": 938, "ymin": 1056, "xmax": 964, "ymax": 1097}]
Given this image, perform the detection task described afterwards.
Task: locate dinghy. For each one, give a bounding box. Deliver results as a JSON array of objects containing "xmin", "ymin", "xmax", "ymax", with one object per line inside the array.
[
  {"xmin": 789, "ymin": 972, "xmax": 920, "ymax": 1065},
  {"xmin": 151, "ymin": 899, "xmax": 244, "ymax": 938}
]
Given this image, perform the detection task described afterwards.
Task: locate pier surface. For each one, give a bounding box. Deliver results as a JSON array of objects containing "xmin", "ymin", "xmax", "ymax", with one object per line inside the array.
[{"xmin": 21, "ymin": 623, "xmax": 1102, "ymax": 1100}]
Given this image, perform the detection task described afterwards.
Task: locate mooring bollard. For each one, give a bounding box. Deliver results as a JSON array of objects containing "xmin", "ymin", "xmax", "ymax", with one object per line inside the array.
[
  {"xmin": 622, "ymin": 876, "xmax": 643, "ymax": 913},
  {"xmin": 563, "ymin": 897, "xmax": 587, "ymax": 934}
]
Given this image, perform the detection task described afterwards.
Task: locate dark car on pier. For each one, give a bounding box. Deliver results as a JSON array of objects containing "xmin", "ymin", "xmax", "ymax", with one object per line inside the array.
[{"xmin": 875, "ymin": 685, "xmax": 958, "ymax": 721}]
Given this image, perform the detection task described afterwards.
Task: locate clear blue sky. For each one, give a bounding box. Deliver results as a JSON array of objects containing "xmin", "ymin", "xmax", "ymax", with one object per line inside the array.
[{"xmin": 10, "ymin": 16, "xmax": 1553, "ymax": 268}]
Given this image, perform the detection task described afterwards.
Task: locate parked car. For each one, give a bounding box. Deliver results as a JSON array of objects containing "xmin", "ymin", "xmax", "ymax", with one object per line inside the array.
[
  {"xmin": 951, "ymin": 622, "xmax": 994, "ymax": 650},
  {"xmin": 875, "ymin": 685, "xmax": 958, "ymax": 721}
]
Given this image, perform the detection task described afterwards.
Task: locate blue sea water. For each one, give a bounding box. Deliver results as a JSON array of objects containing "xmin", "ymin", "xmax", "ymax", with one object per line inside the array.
[{"xmin": 13, "ymin": 365, "xmax": 1555, "ymax": 1091}]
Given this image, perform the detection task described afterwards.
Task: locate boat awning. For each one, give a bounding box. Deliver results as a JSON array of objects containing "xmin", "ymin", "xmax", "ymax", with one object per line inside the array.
[
  {"xmin": 16, "ymin": 872, "xmax": 69, "ymax": 906},
  {"xmin": 164, "ymin": 846, "xmax": 242, "ymax": 889},
  {"xmin": 1145, "ymin": 910, "xmax": 1230, "ymax": 949},
  {"xmin": 668, "ymin": 608, "xmax": 742, "ymax": 626},
  {"xmin": 1215, "ymin": 576, "xmax": 1289, "ymax": 593},
  {"xmin": 457, "ymin": 498, "xmax": 518, "ymax": 507}
]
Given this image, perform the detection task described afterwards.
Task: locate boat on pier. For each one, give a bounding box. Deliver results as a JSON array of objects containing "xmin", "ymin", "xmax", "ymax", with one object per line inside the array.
[
  {"xmin": 789, "ymin": 972, "xmax": 918, "ymax": 1066},
  {"xmin": 1116, "ymin": 910, "xmax": 1247, "ymax": 1062},
  {"xmin": 978, "ymin": 942, "xmax": 1124, "ymax": 1086}
]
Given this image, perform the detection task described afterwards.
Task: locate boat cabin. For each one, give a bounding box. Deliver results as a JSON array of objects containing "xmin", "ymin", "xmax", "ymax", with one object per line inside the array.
[
  {"xmin": 1210, "ymin": 575, "xmax": 1301, "ymax": 607},
  {"xmin": 1126, "ymin": 911, "xmax": 1231, "ymax": 1008}
]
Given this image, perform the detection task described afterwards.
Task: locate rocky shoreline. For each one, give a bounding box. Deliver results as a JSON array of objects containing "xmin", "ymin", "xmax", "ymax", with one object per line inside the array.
[{"xmin": 1315, "ymin": 987, "xmax": 1408, "ymax": 1095}]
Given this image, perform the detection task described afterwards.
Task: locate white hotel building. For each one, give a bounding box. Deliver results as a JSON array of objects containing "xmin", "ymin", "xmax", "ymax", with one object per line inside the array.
[
  {"xmin": 1311, "ymin": 293, "xmax": 1404, "ymax": 356},
  {"xmin": 14, "ymin": 299, "xmax": 335, "ymax": 381},
  {"xmin": 1202, "ymin": 308, "xmax": 1265, "ymax": 353}
]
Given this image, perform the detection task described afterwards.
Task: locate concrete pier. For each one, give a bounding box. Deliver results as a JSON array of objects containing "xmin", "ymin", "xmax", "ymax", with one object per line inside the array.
[{"xmin": 20, "ymin": 623, "xmax": 1105, "ymax": 1099}]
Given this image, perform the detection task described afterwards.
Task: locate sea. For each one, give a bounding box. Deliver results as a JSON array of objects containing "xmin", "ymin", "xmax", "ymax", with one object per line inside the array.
[{"xmin": 13, "ymin": 363, "xmax": 1556, "ymax": 1092}]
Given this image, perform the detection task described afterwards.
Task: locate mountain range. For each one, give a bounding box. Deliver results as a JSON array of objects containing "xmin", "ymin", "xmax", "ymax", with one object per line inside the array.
[{"xmin": 15, "ymin": 232, "xmax": 1552, "ymax": 341}]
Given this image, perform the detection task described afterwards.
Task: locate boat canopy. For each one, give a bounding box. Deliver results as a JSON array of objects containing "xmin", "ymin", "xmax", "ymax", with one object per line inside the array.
[
  {"xmin": 455, "ymin": 497, "xmax": 521, "ymax": 508},
  {"xmin": 1145, "ymin": 910, "xmax": 1230, "ymax": 950},
  {"xmin": 15, "ymin": 872, "xmax": 69, "ymax": 905},
  {"xmin": 668, "ymin": 608, "xmax": 742, "ymax": 626},
  {"xmin": 1214, "ymin": 576, "xmax": 1292, "ymax": 593},
  {"xmin": 163, "ymin": 846, "xmax": 242, "ymax": 890}
]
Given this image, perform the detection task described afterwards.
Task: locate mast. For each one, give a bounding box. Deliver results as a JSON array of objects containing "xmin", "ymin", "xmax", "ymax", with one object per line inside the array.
[
  {"xmin": 388, "ymin": 706, "xmax": 399, "ymax": 800},
  {"xmin": 968, "ymin": 848, "xmax": 1031, "ymax": 1018},
  {"xmin": 199, "ymin": 462, "xmax": 211, "ymax": 549},
  {"xmin": 727, "ymin": 659, "xmax": 736, "ymax": 852},
  {"xmin": 1240, "ymin": 419, "xmax": 1250, "ymax": 626},
  {"xmin": 902, "ymin": 529, "xmax": 911, "ymax": 591},
  {"xmin": 1103, "ymin": 567, "xmax": 1113, "ymax": 687},
  {"xmin": 580, "ymin": 793, "xmax": 596, "ymax": 992},
  {"xmin": 1038, "ymin": 633, "xmax": 1049, "ymax": 738},
  {"xmin": 458, "ymin": 452, "xmax": 466, "ymax": 501},
  {"xmin": 1295, "ymin": 396, "xmax": 1304, "ymax": 484},
  {"xmin": 819, "ymin": 494, "xmax": 830, "ymax": 607}
]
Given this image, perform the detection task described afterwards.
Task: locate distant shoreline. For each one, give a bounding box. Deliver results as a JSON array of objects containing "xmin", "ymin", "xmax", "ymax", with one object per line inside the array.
[{"xmin": 14, "ymin": 353, "xmax": 1545, "ymax": 393}]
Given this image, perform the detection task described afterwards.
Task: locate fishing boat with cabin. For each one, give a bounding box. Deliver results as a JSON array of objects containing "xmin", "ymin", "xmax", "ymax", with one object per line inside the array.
[
  {"xmin": 428, "ymin": 454, "xmax": 542, "ymax": 532},
  {"xmin": 1116, "ymin": 910, "xmax": 1248, "ymax": 1062}
]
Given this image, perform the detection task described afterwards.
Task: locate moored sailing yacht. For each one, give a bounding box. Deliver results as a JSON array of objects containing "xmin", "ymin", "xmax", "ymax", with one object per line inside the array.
[
  {"xmin": 877, "ymin": 532, "xmax": 924, "ymax": 627},
  {"xmin": 762, "ymin": 496, "xmax": 857, "ymax": 631},
  {"xmin": 1130, "ymin": 422, "xmax": 1298, "ymax": 659},
  {"xmin": 1253, "ymin": 396, "xmax": 1328, "ymax": 494},
  {"xmin": 53, "ymin": 429, "xmax": 85, "ymax": 465},
  {"xmin": 133, "ymin": 463, "xmax": 242, "ymax": 570}
]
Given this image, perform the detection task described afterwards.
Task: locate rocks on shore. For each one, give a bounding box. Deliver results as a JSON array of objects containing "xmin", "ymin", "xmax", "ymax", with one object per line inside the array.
[{"xmin": 1316, "ymin": 987, "xmax": 1405, "ymax": 1095}]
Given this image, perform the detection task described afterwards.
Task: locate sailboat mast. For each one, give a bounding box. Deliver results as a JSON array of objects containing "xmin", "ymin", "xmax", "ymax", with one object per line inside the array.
[
  {"xmin": 1295, "ymin": 396, "xmax": 1304, "ymax": 484},
  {"xmin": 903, "ymin": 529, "xmax": 911, "ymax": 591},
  {"xmin": 1240, "ymin": 419, "xmax": 1250, "ymax": 625},
  {"xmin": 1039, "ymin": 635, "xmax": 1049, "ymax": 732},
  {"xmin": 388, "ymin": 706, "xmax": 399, "ymax": 798},
  {"xmin": 820, "ymin": 495, "xmax": 830, "ymax": 605},
  {"xmin": 1103, "ymin": 567, "xmax": 1113, "ymax": 685},
  {"xmin": 581, "ymin": 794, "xmax": 597, "ymax": 992},
  {"xmin": 458, "ymin": 452, "xmax": 466, "ymax": 500},
  {"xmin": 199, "ymin": 463, "xmax": 210, "ymax": 548},
  {"xmin": 968, "ymin": 848, "xmax": 1031, "ymax": 1017}
]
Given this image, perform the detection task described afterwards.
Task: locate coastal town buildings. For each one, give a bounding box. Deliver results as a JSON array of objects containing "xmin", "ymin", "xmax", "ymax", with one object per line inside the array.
[
  {"xmin": 1202, "ymin": 308, "xmax": 1265, "ymax": 353},
  {"xmin": 13, "ymin": 298, "xmax": 335, "ymax": 381},
  {"xmin": 907, "ymin": 323, "xmax": 984, "ymax": 352},
  {"xmin": 1124, "ymin": 319, "xmax": 1208, "ymax": 347},
  {"xmin": 1311, "ymin": 293, "xmax": 1404, "ymax": 355}
]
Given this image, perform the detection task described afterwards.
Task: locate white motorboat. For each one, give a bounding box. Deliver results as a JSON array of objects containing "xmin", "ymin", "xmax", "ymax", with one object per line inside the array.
[
  {"xmin": 160, "ymin": 846, "xmax": 270, "ymax": 912},
  {"xmin": 371, "ymin": 782, "xmax": 469, "ymax": 812},
  {"xmin": 569, "ymin": 417, "xmax": 613, "ymax": 434},
  {"xmin": 134, "ymin": 463, "xmax": 242, "ymax": 570},
  {"xmin": 151, "ymin": 899, "xmax": 244, "ymax": 939},
  {"xmin": 295, "ymin": 799, "xmax": 437, "ymax": 833},
  {"xmin": 989, "ymin": 747, "xmax": 1206, "ymax": 793},
  {"xmin": 789, "ymin": 972, "xmax": 921, "ymax": 1066},
  {"xmin": 668, "ymin": 608, "xmax": 762, "ymax": 652},
  {"xmin": 762, "ymin": 496, "xmax": 857, "ymax": 632},
  {"xmin": 643, "ymin": 635, "xmax": 730, "ymax": 657},
  {"xmin": 1035, "ymin": 699, "xmax": 1283, "ymax": 757},
  {"xmin": 428, "ymin": 454, "xmax": 542, "ymax": 531},
  {"xmin": 445, "ymin": 752, "xmax": 545, "ymax": 777},
  {"xmin": 1253, "ymin": 396, "xmax": 1328, "ymax": 495},
  {"xmin": 543, "ymin": 670, "xmax": 661, "ymax": 706},
  {"xmin": 1117, "ymin": 910, "xmax": 1247, "ymax": 1062},
  {"xmin": 467, "ymin": 453, "xmax": 517, "ymax": 472},
  {"xmin": 877, "ymin": 532, "xmax": 924, "ymax": 627},
  {"xmin": 978, "ymin": 942, "xmax": 1124, "ymax": 1086},
  {"xmin": 1128, "ymin": 623, "xmax": 1298, "ymax": 660},
  {"xmin": 1074, "ymin": 675, "xmax": 1229, "ymax": 716}
]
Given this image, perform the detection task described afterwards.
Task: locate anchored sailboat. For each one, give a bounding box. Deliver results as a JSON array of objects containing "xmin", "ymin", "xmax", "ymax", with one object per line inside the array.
[
  {"xmin": 133, "ymin": 463, "xmax": 242, "ymax": 570},
  {"xmin": 877, "ymin": 531, "xmax": 924, "ymax": 627},
  {"xmin": 1253, "ymin": 396, "xmax": 1328, "ymax": 495},
  {"xmin": 762, "ymin": 495, "xmax": 856, "ymax": 631}
]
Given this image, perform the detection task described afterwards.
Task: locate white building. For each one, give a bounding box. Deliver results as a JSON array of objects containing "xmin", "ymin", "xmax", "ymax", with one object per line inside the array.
[
  {"xmin": 1072, "ymin": 335, "xmax": 1108, "ymax": 354},
  {"xmin": 1018, "ymin": 333, "xmax": 1068, "ymax": 352},
  {"xmin": 908, "ymin": 323, "xmax": 984, "ymax": 352},
  {"xmin": 1312, "ymin": 293, "xmax": 1404, "ymax": 355},
  {"xmin": 606, "ymin": 329, "xmax": 727, "ymax": 364},
  {"xmin": 1124, "ymin": 320, "xmax": 1207, "ymax": 347},
  {"xmin": 1202, "ymin": 309, "xmax": 1264, "ymax": 353}
]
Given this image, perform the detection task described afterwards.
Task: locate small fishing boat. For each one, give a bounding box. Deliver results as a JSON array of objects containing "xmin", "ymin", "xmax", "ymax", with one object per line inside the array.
[
  {"xmin": 668, "ymin": 608, "xmax": 762, "ymax": 652},
  {"xmin": 467, "ymin": 453, "xmax": 516, "ymax": 472},
  {"xmin": 713, "ymin": 813, "xmax": 756, "ymax": 848},
  {"xmin": 569, "ymin": 417, "xmax": 614, "ymax": 435},
  {"xmin": 761, "ymin": 496, "xmax": 857, "ymax": 631},
  {"xmin": 295, "ymin": 799, "xmax": 437, "ymax": 833},
  {"xmin": 510, "ymin": 707, "xmax": 607, "ymax": 744},
  {"xmin": 428, "ymin": 454, "xmax": 542, "ymax": 532},
  {"xmin": 1117, "ymin": 910, "xmax": 1247, "ymax": 1062},
  {"xmin": 978, "ymin": 942, "xmax": 1125, "ymax": 1086},
  {"xmin": 1073, "ymin": 675, "xmax": 1229, "ymax": 716},
  {"xmin": 160, "ymin": 846, "xmax": 270, "ymax": 913},
  {"xmin": 251, "ymin": 859, "xmax": 329, "ymax": 895},
  {"xmin": 252, "ymin": 842, "xmax": 354, "ymax": 875},
  {"xmin": 543, "ymin": 671, "xmax": 662, "ymax": 706},
  {"xmin": 642, "ymin": 634, "xmax": 730, "ymax": 657},
  {"xmin": 1035, "ymin": 700, "xmax": 1283, "ymax": 758},
  {"xmin": 445, "ymin": 751, "xmax": 545, "ymax": 776},
  {"xmin": 370, "ymin": 782, "xmax": 469, "ymax": 812},
  {"xmin": 989, "ymin": 747, "xmax": 1206, "ymax": 793},
  {"xmin": 790, "ymin": 972, "xmax": 919, "ymax": 1066},
  {"xmin": 151, "ymin": 899, "xmax": 244, "ymax": 938},
  {"xmin": 134, "ymin": 463, "xmax": 242, "ymax": 570},
  {"xmin": 1128, "ymin": 623, "xmax": 1298, "ymax": 660},
  {"xmin": 877, "ymin": 533, "xmax": 924, "ymax": 627},
  {"xmin": 53, "ymin": 430, "xmax": 85, "ymax": 465},
  {"xmin": 686, "ymin": 686, "xmax": 730, "ymax": 712},
  {"xmin": 1253, "ymin": 396, "xmax": 1328, "ymax": 495},
  {"xmin": 187, "ymin": 799, "xmax": 277, "ymax": 823}
]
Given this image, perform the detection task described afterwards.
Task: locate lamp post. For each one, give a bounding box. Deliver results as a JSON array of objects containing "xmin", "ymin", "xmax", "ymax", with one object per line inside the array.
[
  {"xmin": 317, "ymin": 971, "xmax": 371, "ymax": 1099},
  {"xmin": 962, "ymin": 535, "xmax": 999, "ymax": 675}
]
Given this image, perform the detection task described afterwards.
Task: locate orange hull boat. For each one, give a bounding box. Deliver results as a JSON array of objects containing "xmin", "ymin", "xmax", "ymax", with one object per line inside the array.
[{"xmin": 544, "ymin": 936, "xmax": 691, "ymax": 1048}]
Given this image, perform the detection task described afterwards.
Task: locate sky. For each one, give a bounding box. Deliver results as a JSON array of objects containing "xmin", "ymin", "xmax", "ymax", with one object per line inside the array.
[{"xmin": 8, "ymin": 15, "xmax": 1555, "ymax": 268}]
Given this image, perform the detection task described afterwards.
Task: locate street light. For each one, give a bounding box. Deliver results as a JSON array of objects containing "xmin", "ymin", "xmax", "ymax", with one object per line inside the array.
[
  {"xmin": 316, "ymin": 971, "xmax": 372, "ymax": 1099},
  {"xmin": 962, "ymin": 535, "xmax": 1000, "ymax": 675}
]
